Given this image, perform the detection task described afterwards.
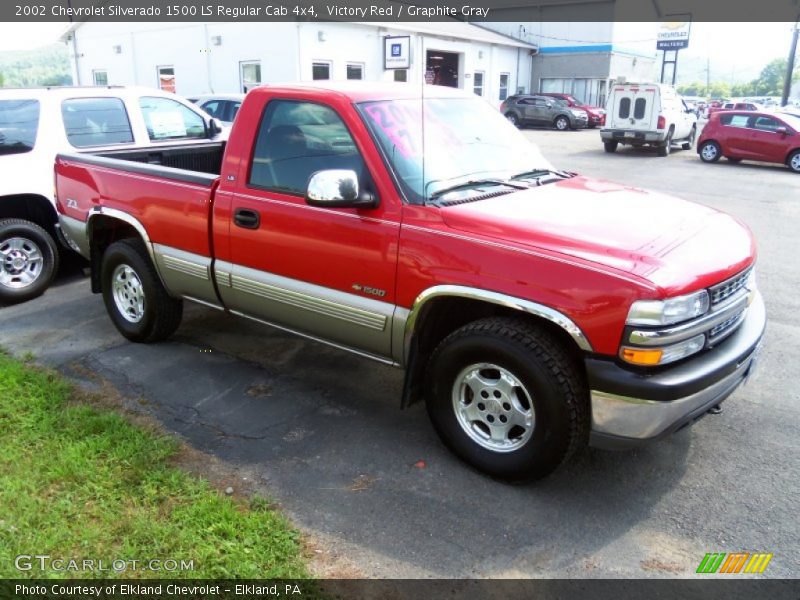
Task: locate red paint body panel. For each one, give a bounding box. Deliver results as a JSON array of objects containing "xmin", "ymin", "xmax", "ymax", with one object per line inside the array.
[
  {"xmin": 699, "ymin": 111, "xmax": 800, "ymax": 166},
  {"xmin": 55, "ymin": 83, "xmax": 760, "ymax": 359}
]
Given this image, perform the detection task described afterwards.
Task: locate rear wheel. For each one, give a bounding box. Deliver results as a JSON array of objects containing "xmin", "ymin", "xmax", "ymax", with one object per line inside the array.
[
  {"xmin": 505, "ymin": 112, "xmax": 520, "ymax": 128},
  {"xmin": 101, "ymin": 238, "xmax": 183, "ymax": 343},
  {"xmin": 425, "ymin": 317, "xmax": 589, "ymax": 482},
  {"xmin": 699, "ymin": 141, "xmax": 722, "ymax": 163},
  {"xmin": 554, "ymin": 116, "xmax": 570, "ymax": 131},
  {"xmin": 604, "ymin": 140, "xmax": 618, "ymax": 153},
  {"xmin": 682, "ymin": 126, "xmax": 696, "ymax": 150},
  {"xmin": 0, "ymin": 219, "xmax": 59, "ymax": 304},
  {"xmin": 657, "ymin": 130, "xmax": 673, "ymax": 157},
  {"xmin": 788, "ymin": 150, "xmax": 800, "ymax": 174}
]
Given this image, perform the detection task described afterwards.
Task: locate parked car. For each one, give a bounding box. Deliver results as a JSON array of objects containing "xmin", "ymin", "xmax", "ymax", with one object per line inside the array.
[
  {"xmin": 600, "ymin": 82, "xmax": 697, "ymax": 156},
  {"xmin": 500, "ymin": 94, "xmax": 588, "ymax": 130},
  {"xmin": 55, "ymin": 82, "xmax": 764, "ymax": 481},
  {"xmin": 707, "ymin": 101, "xmax": 763, "ymax": 117},
  {"xmin": 188, "ymin": 93, "xmax": 244, "ymax": 126},
  {"xmin": 697, "ymin": 110, "xmax": 800, "ymax": 173},
  {"xmin": 537, "ymin": 92, "xmax": 606, "ymax": 127},
  {"xmin": 0, "ymin": 86, "xmax": 226, "ymax": 303}
]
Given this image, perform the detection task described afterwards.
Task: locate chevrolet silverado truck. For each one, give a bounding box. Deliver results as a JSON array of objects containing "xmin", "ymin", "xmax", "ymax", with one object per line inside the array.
[{"xmin": 55, "ymin": 83, "xmax": 765, "ymax": 481}]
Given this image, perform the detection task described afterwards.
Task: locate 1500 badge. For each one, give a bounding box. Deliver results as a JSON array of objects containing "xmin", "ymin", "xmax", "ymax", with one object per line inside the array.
[{"xmin": 352, "ymin": 284, "xmax": 386, "ymax": 298}]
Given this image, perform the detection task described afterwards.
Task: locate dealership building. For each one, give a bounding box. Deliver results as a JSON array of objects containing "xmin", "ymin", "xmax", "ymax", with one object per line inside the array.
[
  {"xmin": 63, "ymin": 20, "xmax": 656, "ymax": 109},
  {"xmin": 63, "ymin": 21, "xmax": 537, "ymax": 107},
  {"xmin": 484, "ymin": 22, "xmax": 658, "ymax": 107}
]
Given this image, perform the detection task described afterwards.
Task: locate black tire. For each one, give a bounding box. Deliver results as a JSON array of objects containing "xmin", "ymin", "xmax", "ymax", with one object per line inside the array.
[
  {"xmin": 0, "ymin": 218, "xmax": 59, "ymax": 304},
  {"xmin": 788, "ymin": 150, "xmax": 800, "ymax": 174},
  {"xmin": 505, "ymin": 112, "xmax": 520, "ymax": 128},
  {"xmin": 604, "ymin": 140, "xmax": 618, "ymax": 153},
  {"xmin": 554, "ymin": 115, "xmax": 570, "ymax": 131},
  {"xmin": 425, "ymin": 317, "xmax": 589, "ymax": 482},
  {"xmin": 699, "ymin": 140, "xmax": 722, "ymax": 163},
  {"xmin": 101, "ymin": 238, "xmax": 183, "ymax": 343},
  {"xmin": 726, "ymin": 157, "xmax": 742, "ymax": 163},
  {"xmin": 682, "ymin": 126, "xmax": 696, "ymax": 151},
  {"xmin": 657, "ymin": 130, "xmax": 673, "ymax": 157}
]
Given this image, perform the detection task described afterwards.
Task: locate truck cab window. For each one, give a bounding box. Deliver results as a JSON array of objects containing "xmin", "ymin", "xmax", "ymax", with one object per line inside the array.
[
  {"xmin": 249, "ymin": 100, "xmax": 366, "ymax": 196},
  {"xmin": 139, "ymin": 96, "xmax": 206, "ymax": 141}
]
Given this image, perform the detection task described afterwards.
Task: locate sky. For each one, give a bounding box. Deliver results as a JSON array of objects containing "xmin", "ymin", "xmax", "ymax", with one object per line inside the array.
[{"xmin": 0, "ymin": 21, "xmax": 796, "ymax": 82}]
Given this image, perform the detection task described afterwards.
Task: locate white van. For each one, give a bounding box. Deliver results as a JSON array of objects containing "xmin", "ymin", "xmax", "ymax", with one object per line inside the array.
[
  {"xmin": 600, "ymin": 82, "xmax": 697, "ymax": 157},
  {"xmin": 0, "ymin": 86, "xmax": 226, "ymax": 303}
]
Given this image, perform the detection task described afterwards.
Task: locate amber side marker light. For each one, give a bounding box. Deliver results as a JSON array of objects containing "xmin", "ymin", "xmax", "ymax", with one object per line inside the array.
[{"xmin": 621, "ymin": 347, "xmax": 663, "ymax": 366}]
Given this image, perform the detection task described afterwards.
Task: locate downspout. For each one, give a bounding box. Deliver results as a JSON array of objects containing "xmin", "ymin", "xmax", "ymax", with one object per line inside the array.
[{"xmin": 70, "ymin": 30, "xmax": 81, "ymax": 85}]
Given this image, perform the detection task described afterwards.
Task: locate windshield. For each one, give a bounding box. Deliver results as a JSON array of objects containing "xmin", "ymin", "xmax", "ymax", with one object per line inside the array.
[
  {"xmin": 0, "ymin": 99, "xmax": 40, "ymax": 156},
  {"xmin": 359, "ymin": 96, "xmax": 552, "ymax": 203}
]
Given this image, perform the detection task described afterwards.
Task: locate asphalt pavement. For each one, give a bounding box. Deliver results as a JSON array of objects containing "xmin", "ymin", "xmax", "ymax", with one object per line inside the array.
[{"xmin": 1, "ymin": 124, "xmax": 797, "ymax": 578}]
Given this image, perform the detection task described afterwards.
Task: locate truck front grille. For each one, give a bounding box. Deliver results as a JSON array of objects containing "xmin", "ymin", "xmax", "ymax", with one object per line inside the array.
[{"xmin": 710, "ymin": 268, "xmax": 751, "ymax": 306}]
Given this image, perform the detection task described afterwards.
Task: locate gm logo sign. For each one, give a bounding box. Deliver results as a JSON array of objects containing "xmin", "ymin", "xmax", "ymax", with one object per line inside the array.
[
  {"xmin": 391, "ymin": 43, "xmax": 401, "ymax": 57},
  {"xmin": 696, "ymin": 552, "xmax": 773, "ymax": 574}
]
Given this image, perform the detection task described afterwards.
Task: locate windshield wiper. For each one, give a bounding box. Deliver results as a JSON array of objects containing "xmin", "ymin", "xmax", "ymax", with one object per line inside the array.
[
  {"xmin": 510, "ymin": 168, "xmax": 577, "ymax": 183},
  {"xmin": 429, "ymin": 179, "xmax": 526, "ymax": 200}
]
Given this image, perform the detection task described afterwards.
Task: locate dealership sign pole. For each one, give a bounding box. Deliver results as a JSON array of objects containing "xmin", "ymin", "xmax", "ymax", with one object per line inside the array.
[{"xmin": 657, "ymin": 17, "xmax": 691, "ymax": 86}]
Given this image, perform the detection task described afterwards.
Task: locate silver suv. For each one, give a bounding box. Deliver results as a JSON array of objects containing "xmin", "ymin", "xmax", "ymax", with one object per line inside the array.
[{"xmin": 501, "ymin": 95, "xmax": 588, "ymax": 131}]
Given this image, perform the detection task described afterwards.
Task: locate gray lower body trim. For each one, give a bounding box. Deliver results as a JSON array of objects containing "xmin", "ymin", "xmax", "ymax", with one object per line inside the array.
[
  {"xmin": 57, "ymin": 214, "xmax": 90, "ymax": 259},
  {"xmin": 152, "ymin": 244, "xmax": 220, "ymax": 308},
  {"xmin": 215, "ymin": 260, "xmax": 394, "ymax": 359}
]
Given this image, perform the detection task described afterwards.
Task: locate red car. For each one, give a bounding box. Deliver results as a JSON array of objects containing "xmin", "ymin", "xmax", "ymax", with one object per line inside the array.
[
  {"xmin": 55, "ymin": 83, "xmax": 764, "ymax": 480},
  {"xmin": 537, "ymin": 92, "xmax": 606, "ymax": 127},
  {"xmin": 698, "ymin": 110, "xmax": 800, "ymax": 173},
  {"xmin": 706, "ymin": 101, "xmax": 761, "ymax": 117}
]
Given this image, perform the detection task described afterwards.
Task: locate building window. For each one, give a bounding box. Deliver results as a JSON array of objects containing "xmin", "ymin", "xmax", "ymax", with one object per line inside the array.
[
  {"xmin": 499, "ymin": 73, "xmax": 509, "ymax": 101},
  {"xmin": 347, "ymin": 63, "xmax": 364, "ymax": 80},
  {"xmin": 312, "ymin": 61, "xmax": 331, "ymax": 80},
  {"xmin": 92, "ymin": 70, "xmax": 108, "ymax": 86},
  {"xmin": 157, "ymin": 66, "xmax": 175, "ymax": 93},
  {"xmin": 473, "ymin": 71, "xmax": 484, "ymax": 96},
  {"xmin": 394, "ymin": 69, "xmax": 408, "ymax": 83},
  {"xmin": 240, "ymin": 61, "xmax": 261, "ymax": 93}
]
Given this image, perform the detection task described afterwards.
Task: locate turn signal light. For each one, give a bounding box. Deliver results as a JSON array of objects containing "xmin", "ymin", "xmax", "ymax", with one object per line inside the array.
[
  {"xmin": 620, "ymin": 347, "xmax": 663, "ymax": 366},
  {"xmin": 657, "ymin": 115, "xmax": 666, "ymax": 129}
]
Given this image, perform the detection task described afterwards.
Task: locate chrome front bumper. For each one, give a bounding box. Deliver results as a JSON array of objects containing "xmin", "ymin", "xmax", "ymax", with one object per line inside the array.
[{"xmin": 588, "ymin": 293, "xmax": 766, "ymax": 449}]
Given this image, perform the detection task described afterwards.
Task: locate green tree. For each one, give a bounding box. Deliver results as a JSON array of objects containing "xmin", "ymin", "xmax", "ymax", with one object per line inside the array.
[{"xmin": 0, "ymin": 72, "xmax": 4, "ymax": 87}]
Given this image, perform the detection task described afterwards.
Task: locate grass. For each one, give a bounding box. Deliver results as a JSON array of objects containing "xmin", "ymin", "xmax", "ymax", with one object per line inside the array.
[{"xmin": 0, "ymin": 351, "xmax": 309, "ymax": 579}]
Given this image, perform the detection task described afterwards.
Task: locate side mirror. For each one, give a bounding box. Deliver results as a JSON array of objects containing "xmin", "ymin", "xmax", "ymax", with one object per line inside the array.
[
  {"xmin": 546, "ymin": 102, "xmax": 553, "ymax": 108},
  {"xmin": 776, "ymin": 126, "xmax": 788, "ymax": 136},
  {"xmin": 306, "ymin": 170, "xmax": 378, "ymax": 209},
  {"xmin": 208, "ymin": 118, "xmax": 223, "ymax": 137}
]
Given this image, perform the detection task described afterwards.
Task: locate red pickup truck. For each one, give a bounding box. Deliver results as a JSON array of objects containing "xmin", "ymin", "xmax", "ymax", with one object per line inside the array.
[{"xmin": 55, "ymin": 83, "xmax": 765, "ymax": 481}]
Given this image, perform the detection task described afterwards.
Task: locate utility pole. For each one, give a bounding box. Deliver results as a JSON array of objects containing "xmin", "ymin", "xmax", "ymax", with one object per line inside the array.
[{"xmin": 781, "ymin": 20, "xmax": 799, "ymax": 107}]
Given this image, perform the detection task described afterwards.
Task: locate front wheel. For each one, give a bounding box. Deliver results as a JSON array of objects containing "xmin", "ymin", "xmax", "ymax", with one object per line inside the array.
[
  {"xmin": 0, "ymin": 219, "xmax": 59, "ymax": 304},
  {"xmin": 554, "ymin": 116, "xmax": 570, "ymax": 131},
  {"xmin": 788, "ymin": 150, "xmax": 800, "ymax": 174},
  {"xmin": 699, "ymin": 141, "xmax": 722, "ymax": 163},
  {"xmin": 101, "ymin": 238, "xmax": 183, "ymax": 343},
  {"xmin": 425, "ymin": 317, "xmax": 589, "ymax": 482}
]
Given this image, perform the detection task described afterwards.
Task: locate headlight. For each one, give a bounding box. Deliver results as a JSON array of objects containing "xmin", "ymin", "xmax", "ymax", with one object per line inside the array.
[{"xmin": 626, "ymin": 290, "xmax": 710, "ymax": 327}]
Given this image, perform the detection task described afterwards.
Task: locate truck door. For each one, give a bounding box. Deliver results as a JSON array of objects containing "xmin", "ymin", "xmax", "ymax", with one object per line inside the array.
[{"xmin": 216, "ymin": 98, "xmax": 400, "ymax": 360}]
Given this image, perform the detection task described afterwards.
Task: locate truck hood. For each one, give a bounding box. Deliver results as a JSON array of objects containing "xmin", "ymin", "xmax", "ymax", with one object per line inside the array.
[{"xmin": 440, "ymin": 176, "xmax": 755, "ymax": 295}]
